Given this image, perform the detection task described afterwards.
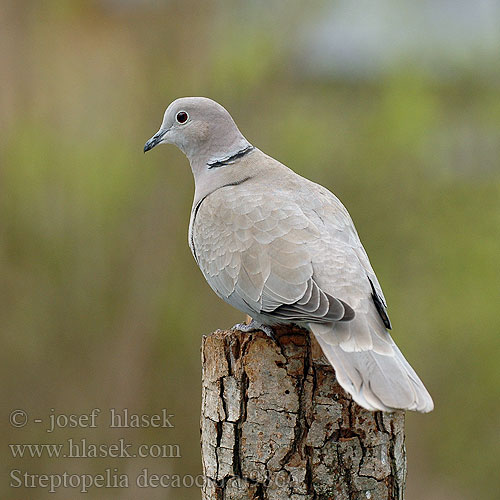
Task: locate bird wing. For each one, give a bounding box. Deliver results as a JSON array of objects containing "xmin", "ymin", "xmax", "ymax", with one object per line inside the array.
[
  {"xmin": 192, "ymin": 179, "xmax": 354, "ymax": 323},
  {"xmin": 296, "ymin": 179, "xmax": 392, "ymax": 328}
]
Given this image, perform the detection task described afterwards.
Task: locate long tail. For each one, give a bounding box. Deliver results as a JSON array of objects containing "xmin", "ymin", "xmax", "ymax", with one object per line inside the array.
[{"xmin": 309, "ymin": 318, "xmax": 434, "ymax": 413}]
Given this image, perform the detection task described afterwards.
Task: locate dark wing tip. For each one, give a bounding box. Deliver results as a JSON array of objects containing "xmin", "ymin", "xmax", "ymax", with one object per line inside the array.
[
  {"xmin": 368, "ymin": 277, "xmax": 392, "ymax": 329},
  {"xmin": 338, "ymin": 299, "xmax": 356, "ymax": 322}
]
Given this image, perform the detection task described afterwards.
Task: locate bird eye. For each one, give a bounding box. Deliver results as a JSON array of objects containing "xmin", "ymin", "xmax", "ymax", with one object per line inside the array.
[{"xmin": 176, "ymin": 111, "xmax": 188, "ymax": 124}]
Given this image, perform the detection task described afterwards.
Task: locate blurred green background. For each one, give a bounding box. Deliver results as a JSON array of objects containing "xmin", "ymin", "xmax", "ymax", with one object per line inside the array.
[{"xmin": 1, "ymin": 1, "xmax": 499, "ymax": 499}]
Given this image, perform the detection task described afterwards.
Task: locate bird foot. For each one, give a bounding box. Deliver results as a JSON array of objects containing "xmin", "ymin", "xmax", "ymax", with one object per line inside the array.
[{"xmin": 232, "ymin": 320, "xmax": 277, "ymax": 343}]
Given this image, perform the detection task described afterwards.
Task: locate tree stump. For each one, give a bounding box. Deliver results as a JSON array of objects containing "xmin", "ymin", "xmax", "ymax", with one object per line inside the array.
[{"xmin": 200, "ymin": 326, "xmax": 406, "ymax": 500}]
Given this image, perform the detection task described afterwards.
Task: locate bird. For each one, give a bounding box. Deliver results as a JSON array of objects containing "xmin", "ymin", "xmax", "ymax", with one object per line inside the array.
[{"xmin": 144, "ymin": 97, "xmax": 434, "ymax": 413}]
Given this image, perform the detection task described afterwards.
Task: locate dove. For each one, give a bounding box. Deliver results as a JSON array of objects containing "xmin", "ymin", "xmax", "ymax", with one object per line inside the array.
[{"xmin": 144, "ymin": 97, "xmax": 433, "ymax": 413}]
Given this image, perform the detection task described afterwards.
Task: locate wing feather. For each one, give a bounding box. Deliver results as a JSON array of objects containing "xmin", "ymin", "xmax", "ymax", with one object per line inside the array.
[{"xmin": 192, "ymin": 183, "xmax": 353, "ymax": 322}]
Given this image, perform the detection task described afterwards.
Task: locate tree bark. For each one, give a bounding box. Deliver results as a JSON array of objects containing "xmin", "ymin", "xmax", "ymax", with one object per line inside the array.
[{"xmin": 200, "ymin": 326, "xmax": 406, "ymax": 500}]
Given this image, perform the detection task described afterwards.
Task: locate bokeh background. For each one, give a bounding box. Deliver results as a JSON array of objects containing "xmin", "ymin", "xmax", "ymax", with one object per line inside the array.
[{"xmin": 1, "ymin": 1, "xmax": 499, "ymax": 499}]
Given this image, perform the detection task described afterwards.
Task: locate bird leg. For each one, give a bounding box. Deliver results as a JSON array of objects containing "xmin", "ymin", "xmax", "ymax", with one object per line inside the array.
[{"xmin": 232, "ymin": 319, "xmax": 277, "ymax": 343}]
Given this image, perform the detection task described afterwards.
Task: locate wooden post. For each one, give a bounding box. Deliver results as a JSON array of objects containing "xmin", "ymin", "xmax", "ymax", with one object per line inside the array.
[{"xmin": 200, "ymin": 325, "xmax": 406, "ymax": 500}]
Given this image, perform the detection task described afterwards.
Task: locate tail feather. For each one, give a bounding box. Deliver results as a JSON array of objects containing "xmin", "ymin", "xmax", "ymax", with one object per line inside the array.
[{"xmin": 310, "ymin": 321, "xmax": 434, "ymax": 413}]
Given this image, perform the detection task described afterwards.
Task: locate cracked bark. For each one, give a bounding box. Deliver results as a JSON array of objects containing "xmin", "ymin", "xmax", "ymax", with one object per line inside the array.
[{"xmin": 201, "ymin": 326, "xmax": 406, "ymax": 500}]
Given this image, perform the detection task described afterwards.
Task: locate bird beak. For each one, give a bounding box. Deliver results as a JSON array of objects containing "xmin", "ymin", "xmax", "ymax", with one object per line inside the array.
[{"xmin": 144, "ymin": 129, "xmax": 168, "ymax": 153}]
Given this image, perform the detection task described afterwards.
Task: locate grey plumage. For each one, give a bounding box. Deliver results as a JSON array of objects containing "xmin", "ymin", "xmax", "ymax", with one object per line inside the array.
[{"xmin": 145, "ymin": 97, "xmax": 434, "ymax": 413}]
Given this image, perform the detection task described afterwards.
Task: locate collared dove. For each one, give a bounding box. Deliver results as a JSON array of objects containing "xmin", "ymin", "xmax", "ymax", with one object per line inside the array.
[{"xmin": 145, "ymin": 97, "xmax": 433, "ymax": 413}]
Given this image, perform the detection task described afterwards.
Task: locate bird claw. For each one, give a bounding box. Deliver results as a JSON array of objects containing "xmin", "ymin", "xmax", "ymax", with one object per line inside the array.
[{"xmin": 231, "ymin": 320, "xmax": 278, "ymax": 343}]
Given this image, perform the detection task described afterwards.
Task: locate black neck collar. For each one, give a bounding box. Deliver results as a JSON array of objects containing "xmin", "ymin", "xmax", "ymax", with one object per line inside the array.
[{"xmin": 207, "ymin": 145, "xmax": 255, "ymax": 169}]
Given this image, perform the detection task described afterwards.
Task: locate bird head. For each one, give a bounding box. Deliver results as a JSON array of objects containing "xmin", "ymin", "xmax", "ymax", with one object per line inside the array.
[{"xmin": 144, "ymin": 97, "xmax": 251, "ymax": 167}]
